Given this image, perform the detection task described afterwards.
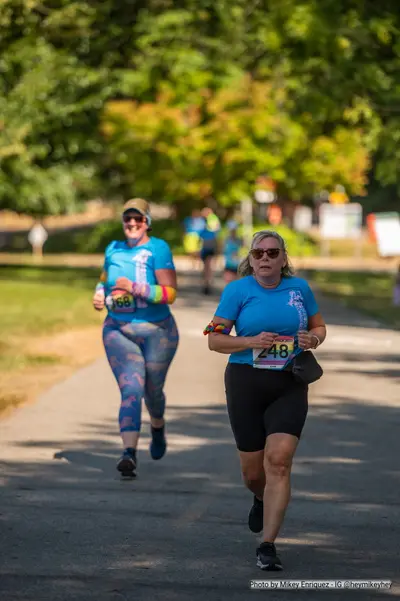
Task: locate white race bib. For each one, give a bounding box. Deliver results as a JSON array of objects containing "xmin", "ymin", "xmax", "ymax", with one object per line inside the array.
[
  {"xmin": 106, "ymin": 291, "xmax": 136, "ymax": 313},
  {"xmin": 253, "ymin": 336, "xmax": 295, "ymax": 370}
]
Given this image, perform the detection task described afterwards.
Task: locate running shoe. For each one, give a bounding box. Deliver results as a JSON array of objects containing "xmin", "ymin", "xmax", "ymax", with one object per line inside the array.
[
  {"xmin": 248, "ymin": 495, "xmax": 263, "ymax": 533},
  {"xmin": 117, "ymin": 450, "xmax": 137, "ymax": 478},
  {"xmin": 256, "ymin": 542, "xmax": 283, "ymax": 571},
  {"xmin": 150, "ymin": 425, "xmax": 167, "ymax": 460}
]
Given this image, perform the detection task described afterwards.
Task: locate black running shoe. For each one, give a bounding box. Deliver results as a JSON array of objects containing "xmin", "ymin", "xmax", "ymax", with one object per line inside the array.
[
  {"xmin": 117, "ymin": 450, "xmax": 137, "ymax": 478},
  {"xmin": 248, "ymin": 495, "xmax": 263, "ymax": 533},
  {"xmin": 256, "ymin": 542, "xmax": 283, "ymax": 571},
  {"xmin": 150, "ymin": 425, "xmax": 167, "ymax": 460}
]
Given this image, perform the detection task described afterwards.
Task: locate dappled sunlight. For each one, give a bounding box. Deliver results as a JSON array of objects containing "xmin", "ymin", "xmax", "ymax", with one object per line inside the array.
[
  {"xmin": 1, "ymin": 290, "xmax": 399, "ymax": 599},
  {"xmin": 294, "ymin": 491, "xmax": 344, "ymax": 502},
  {"xmin": 298, "ymin": 456, "xmax": 363, "ymax": 465},
  {"xmin": 281, "ymin": 533, "xmax": 339, "ymax": 547}
]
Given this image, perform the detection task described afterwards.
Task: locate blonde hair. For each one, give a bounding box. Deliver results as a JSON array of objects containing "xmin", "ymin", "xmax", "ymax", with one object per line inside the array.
[{"xmin": 238, "ymin": 230, "xmax": 295, "ymax": 278}]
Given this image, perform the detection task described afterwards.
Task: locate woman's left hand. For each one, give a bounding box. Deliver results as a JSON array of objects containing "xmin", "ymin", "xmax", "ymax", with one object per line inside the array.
[
  {"xmin": 297, "ymin": 330, "xmax": 314, "ymax": 350},
  {"xmin": 113, "ymin": 276, "xmax": 133, "ymax": 293}
]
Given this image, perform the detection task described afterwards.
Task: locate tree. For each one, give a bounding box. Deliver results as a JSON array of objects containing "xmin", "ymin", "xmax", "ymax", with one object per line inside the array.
[
  {"xmin": 2, "ymin": 0, "xmax": 400, "ymax": 215},
  {"xmin": 103, "ymin": 76, "xmax": 372, "ymax": 212},
  {"xmin": 0, "ymin": 1, "xmax": 112, "ymax": 215}
]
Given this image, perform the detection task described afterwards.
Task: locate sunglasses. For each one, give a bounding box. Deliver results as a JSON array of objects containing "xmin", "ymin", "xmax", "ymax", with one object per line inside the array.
[
  {"xmin": 250, "ymin": 248, "xmax": 281, "ymax": 260},
  {"xmin": 123, "ymin": 213, "xmax": 145, "ymax": 224}
]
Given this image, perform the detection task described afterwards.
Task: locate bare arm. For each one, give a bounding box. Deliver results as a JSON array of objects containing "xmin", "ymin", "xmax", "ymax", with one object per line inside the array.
[
  {"xmin": 155, "ymin": 268, "xmax": 177, "ymax": 289},
  {"xmin": 298, "ymin": 312, "xmax": 327, "ymax": 349},
  {"xmin": 308, "ymin": 312, "xmax": 327, "ymax": 346},
  {"xmin": 207, "ymin": 317, "xmax": 278, "ymax": 354}
]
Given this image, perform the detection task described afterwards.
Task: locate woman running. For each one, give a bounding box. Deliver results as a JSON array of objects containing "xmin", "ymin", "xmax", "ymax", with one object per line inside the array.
[
  {"xmin": 204, "ymin": 230, "xmax": 326, "ymax": 571},
  {"xmin": 222, "ymin": 221, "xmax": 243, "ymax": 284},
  {"xmin": 92, "ymin": 198, "xmax": 179, "ymax": 478}
]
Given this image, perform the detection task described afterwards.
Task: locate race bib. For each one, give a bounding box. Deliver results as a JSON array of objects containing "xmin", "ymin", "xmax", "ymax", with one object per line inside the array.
[
  {"xmin": 106, "ymin": 290, "xmax": 136, "ymax": 313},
  {"xmin": 253, "ymin": 336, "xmax": 295, "ymax": 370}
]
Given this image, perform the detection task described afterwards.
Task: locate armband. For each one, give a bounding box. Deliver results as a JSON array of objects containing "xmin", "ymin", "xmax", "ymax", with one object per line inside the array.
[
  {"xmin": 132, "ymin": 282, "xmax": 176, "ymax": 305},
  {"xmin": 203, "ymin": 320, "xmax": 232, "ymax": 335}
]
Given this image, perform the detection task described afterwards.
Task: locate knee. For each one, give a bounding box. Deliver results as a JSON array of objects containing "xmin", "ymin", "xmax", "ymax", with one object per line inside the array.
[
  {"xmin": 264, "ymin": 450, "xmax": 292, "ymax": 479},
  {"xmin": 242, "ymin": 464, "xmax": 264, "ymax": 489}
]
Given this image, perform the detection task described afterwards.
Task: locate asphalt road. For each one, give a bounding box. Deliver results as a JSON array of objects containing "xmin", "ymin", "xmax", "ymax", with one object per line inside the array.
[{"xmin": 1, "ymin": 273, "xmax": 399, "ymax": 600}]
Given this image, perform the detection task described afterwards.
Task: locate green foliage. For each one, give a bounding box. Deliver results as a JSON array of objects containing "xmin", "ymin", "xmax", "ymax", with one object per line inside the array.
[
  {"xmin": 0, "ymin": 2, "xmax": 113, "ymax": 215},
  {"xmin": 1, "ymin": 218, "xmax": 317, "ymax": 257},
  {"xmin": 103, "ymin": 77, "xmax": 371, "ymax": 208},
  {"xmin": 2, "ymin": 0, "xmax": 400, "ymax": 214}
]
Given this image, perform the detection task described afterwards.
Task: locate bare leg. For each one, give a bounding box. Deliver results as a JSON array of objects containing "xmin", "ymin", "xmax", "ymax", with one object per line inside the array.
[
  {"xmin": 262, "ymin": 433, "xmax": 298, "ymax": 542},
  {"xmin": 239, "ymin": 449, "xmax": 265, "ymax": 499}
]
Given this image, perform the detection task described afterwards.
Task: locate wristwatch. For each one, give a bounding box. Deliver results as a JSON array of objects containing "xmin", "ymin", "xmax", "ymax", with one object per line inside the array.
[{"xmin": 310, "ymin": 334, "xmax": 321, "ymax": 349}]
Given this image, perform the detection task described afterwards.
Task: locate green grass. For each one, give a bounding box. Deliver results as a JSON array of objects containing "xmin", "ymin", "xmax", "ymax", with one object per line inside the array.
[
  {"xmin": 0, "ymin": 265, "xmax": 103, "ymax": 412},
  {"xmin": 0, "ymin": 265, "xmax": 101, "ymax": 337},
  {"xmin": 307, "ymin": 270, "xmax": 400, "ymax": 330}
]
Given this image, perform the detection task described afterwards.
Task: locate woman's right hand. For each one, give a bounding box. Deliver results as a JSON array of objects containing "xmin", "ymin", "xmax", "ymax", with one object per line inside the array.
[
  {"xmin": 247, "ymin": 332, "xmax": 278, "ymax": 349},
  {"xmin": 92, "ymin": 290, "xmax": 105, "ymax": 311}
]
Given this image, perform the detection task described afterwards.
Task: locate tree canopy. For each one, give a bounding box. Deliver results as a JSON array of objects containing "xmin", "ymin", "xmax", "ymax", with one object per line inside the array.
[{"xmin": 1, "ymin": 0, "xmax": 400, "ymax": 215}]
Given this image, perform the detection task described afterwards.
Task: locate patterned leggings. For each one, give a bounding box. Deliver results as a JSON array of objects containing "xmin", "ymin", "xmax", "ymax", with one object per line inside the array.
[{"xmin": 102, "ymin": 315, "xmax": 179, "ymax": 433}]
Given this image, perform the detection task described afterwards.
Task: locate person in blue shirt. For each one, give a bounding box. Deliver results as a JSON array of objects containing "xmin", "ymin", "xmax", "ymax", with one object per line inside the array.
[
  {"xmin": 182, "ymin": 209, "xmax": 205, "ymax": 271},
  {"xmin": 203, "ymin": 230, "xmax": 326, "ymax": 571},
  {"xmin": 199, "ymin": 207, "xmax": 221, "ymax": 295},
  {"xmin": 223, "ymin": 221, "xmax": 243, "ymax": 284},
  {"xmin": 92, "ymin": 198, "xmax": 179, "ymax": 478}
]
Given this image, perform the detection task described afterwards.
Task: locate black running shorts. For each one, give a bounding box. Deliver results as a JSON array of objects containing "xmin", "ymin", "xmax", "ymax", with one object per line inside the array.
[{"xmin": 224, "ymin": 363, "xmax": 308, "ymax": 452}]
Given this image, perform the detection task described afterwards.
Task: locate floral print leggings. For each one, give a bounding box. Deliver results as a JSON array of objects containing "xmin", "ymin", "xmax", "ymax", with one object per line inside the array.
[{"xmin": 102, "ymin": 315, "xmax": 179, "ymax": 433}]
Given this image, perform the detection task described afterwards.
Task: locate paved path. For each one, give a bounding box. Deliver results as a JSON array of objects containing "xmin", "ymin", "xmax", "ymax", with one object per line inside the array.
[{"xmin": 1, "ymin": 274, "xmax": 400, "ymax": 600}]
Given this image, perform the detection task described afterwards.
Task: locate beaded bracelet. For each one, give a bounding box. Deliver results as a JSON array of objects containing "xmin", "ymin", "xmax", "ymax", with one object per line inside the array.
[{"xmin": 203, "ymin": 321, "xmax": 231, "ymax": 336}]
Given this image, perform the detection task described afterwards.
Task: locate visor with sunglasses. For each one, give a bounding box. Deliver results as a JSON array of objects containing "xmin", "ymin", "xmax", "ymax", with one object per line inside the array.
[{"xmin": 250, "ymin": 248, "xmax": 281, "ymax": 260}]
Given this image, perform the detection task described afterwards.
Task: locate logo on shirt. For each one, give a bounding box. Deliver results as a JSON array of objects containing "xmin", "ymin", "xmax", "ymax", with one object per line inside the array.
[
  {"xmin": 132, "ymin": 249, "xmax": 152, "ymax": 264},
  {"xmin": 287, "ymin": 290, "xmax": 307, "ymax": 330},
  {"xmin": 133, "ymin": 249, "xmax": 152, "ymax": 308}
]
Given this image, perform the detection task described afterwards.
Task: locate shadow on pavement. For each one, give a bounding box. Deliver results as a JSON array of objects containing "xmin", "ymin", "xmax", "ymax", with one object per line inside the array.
[
  {"xmin": 1, "ymin": 272, "xmax": 399, "ymax": 600},
  {"xmin": 1, "ymin": 396, "xmax": 399, "ymax": 600}
]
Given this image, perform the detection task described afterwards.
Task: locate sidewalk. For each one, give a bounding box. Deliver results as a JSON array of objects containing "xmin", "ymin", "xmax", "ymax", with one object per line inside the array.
[{"xmin": 0, "ymin": 281, "xmax": 399, "ymax": 600}]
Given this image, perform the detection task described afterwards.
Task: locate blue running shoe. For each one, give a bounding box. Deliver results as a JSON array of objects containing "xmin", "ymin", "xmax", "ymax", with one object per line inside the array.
[{"xmin": 150, "ymin": 425, "xmax": 167, "ymax": 460}]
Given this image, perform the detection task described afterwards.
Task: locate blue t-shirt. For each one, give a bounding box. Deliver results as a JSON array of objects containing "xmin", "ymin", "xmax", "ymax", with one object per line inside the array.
[
  {"xmin": 224, "ymin": 237, "xmax": 242, "ymax": 270},
  {"xmin": 199, "ymin": 228, "xmax": 218, "ymax": 251},
  {"xmin": 103, "ymin": 238, "xmax": 175, "ymax": 323},
  {"xmin": 183, "ymin": 216, "xmax": 205, "ymax": 234},
  {"xmin": 214, "ymin": 276, "xmax": 319, "ymax": 365}
]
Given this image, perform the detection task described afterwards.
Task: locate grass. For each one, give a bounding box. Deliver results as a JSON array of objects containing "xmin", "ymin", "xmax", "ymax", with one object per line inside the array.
[
  {"xmin": 307, "ymin": 270, "xmax": 400, "ymax": 330},
  {"xmin": 0, "ymin": 265, "xmax": 101, "ymax": 336},
  {"xmin": 0, "ymin": 265, "xmax": 104, "ymax": 414}
]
